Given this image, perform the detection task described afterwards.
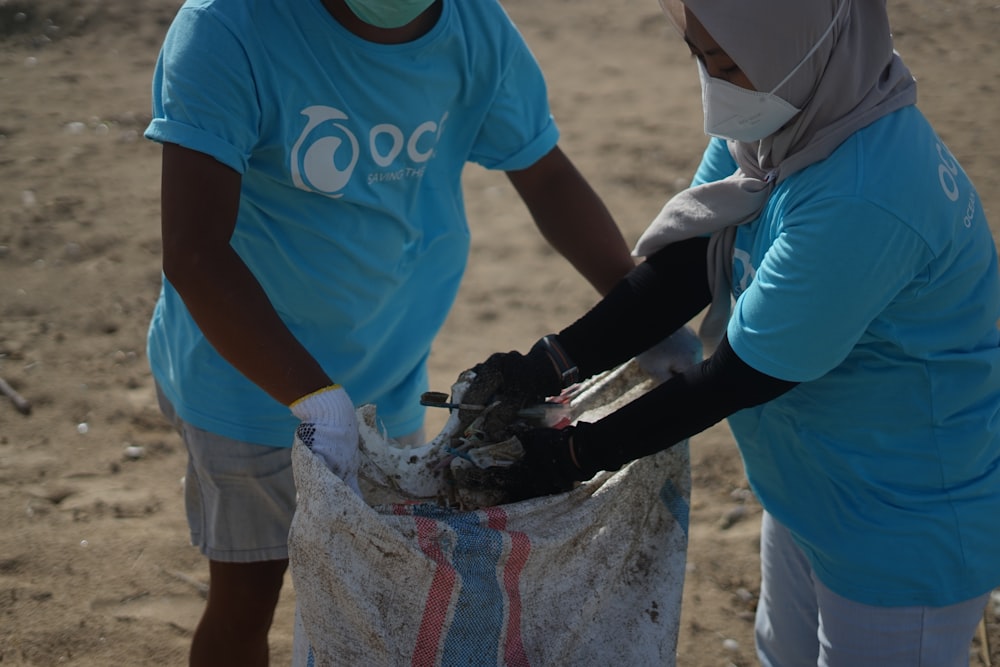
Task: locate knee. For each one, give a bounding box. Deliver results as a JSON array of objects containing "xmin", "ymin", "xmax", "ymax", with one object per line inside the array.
[{"xmin": 205, "ymin": 559, "xmax": 288, "ymax": 628}]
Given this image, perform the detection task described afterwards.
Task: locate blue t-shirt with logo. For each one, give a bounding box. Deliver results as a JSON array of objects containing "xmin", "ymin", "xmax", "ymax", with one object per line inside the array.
[
  {"xmin": 144, "ymin": 0, "xmax": 559, "ymax": 444},
  {"xmin": 692, "ymin": 108, "xmax": 1000, "ymax": 606}
]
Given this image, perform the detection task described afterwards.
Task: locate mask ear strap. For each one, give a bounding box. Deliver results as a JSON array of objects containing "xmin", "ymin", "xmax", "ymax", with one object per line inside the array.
[
  {"xmin": 770, "ymin": 0, "xmax": 848, "ymax": 95},
  {"xmin": 657, "ymin": 0, "xmax": 686, "ymax": 37}
]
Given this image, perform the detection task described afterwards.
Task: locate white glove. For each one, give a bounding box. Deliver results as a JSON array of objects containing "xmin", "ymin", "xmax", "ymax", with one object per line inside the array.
[
  {"xmin": 635, "ymin": 326, "xmax": 702, "ymax": 384},
  {"xmin": 290, "ymin": 385, "xmax": 361, "ymax": 495}
]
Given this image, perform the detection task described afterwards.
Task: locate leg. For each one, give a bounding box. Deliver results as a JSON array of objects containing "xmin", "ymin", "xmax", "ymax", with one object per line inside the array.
[
  {"xmin": 191, "ymin": 559, "xmax": 289, "ymax": 667},
  {"xmin": 755, "ymin": 508, "xmax": 990, "ymax": 667},
  {"xmin": 815, "ymin": 579, "xmax": 989, "ymax": 667},
  {"xmin": 156, "ymin": 385, "xmax": 297, "ymax": 667},
  {"xmin": 755, "ymin": 511, "xmax": 821, "ymax": 667}
]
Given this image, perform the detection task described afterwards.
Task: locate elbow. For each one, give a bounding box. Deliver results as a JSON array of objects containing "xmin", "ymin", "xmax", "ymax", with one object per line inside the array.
[{"xmin": 160, "ymin": 240, "xmax": 221, "ymax": 293}]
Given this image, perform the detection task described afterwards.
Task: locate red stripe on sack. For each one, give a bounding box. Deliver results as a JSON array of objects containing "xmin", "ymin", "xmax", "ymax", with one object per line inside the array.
[
  {"xmin": 410, "ymin": 514, "xmax": 458, "ymax": 667},
  {"xmin": 485, "ymin": 507, "xmax": 531, "ymax": 667}
]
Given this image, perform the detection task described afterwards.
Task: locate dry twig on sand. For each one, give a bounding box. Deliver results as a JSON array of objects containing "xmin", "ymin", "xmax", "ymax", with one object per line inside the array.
[{"xmin": 0, "ymin": 376, "xmax": 31, "ymax": 415}]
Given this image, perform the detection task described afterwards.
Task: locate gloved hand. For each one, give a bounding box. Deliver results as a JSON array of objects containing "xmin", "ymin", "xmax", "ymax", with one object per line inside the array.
[
  {"xmin": 635, "ymin": 326, "xmax": 702, "ymax": 384},
  {"xmin": 452, "ymin": 425, "xmax": 592, "ymax": 504},
  {"xmin": 290, "ymin": 385, "xmax": 361, "ymax": 495},
  {"xmin": 458, "ymin": 335, "xmax": 574, "ymax": 439}
]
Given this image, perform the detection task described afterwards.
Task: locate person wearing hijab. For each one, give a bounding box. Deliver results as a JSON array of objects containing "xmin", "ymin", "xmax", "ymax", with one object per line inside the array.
[{"xmin": 454, "ymin": 0, "xmax": 1000, "ymax": 664}]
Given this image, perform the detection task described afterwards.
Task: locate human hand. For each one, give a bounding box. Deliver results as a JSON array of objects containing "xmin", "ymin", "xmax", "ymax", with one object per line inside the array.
[
  {"xmin": 635, "ymin": 326, "xmax": 702, "ymax": 384},
  {"xmin": 451, "ymin": 425, "xmax": 590, "ymax": 504},
  {"xmin": 458, "ymin": 336, "xmax": 569, "ymax": 439},
  {"xmin": 291, "ymin": 385, "xmax": 361, "ymax": 495}
]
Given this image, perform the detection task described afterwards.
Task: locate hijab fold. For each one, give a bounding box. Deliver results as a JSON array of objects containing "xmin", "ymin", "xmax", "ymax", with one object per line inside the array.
[{"xmin": 634, "ymin": 0, "xmax": 917, "ymax": 351}]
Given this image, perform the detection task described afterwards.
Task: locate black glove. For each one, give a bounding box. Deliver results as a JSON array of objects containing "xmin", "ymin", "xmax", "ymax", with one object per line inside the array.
[
  {"xmin": 458, "ymin": 335, "xmax": 574, "ymax": 439},
  {"xmin": 452, "ymin": 425, "xmax": 591, "ymax": 504}
]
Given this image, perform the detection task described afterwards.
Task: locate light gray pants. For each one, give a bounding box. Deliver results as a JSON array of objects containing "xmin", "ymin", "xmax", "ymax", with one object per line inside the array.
[{"xmin": 755, "ymin": 511, "xmax": 989, "ymax": 667}]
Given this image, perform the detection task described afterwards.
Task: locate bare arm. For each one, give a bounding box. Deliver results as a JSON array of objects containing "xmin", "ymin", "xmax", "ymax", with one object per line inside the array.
[
  {"xmin": 159, "ymin": 142, "xmax": 331, "ymax": 406},
  {"xmin": 506, "ymin": 146, "xmax": 635, "ymax": 296}
]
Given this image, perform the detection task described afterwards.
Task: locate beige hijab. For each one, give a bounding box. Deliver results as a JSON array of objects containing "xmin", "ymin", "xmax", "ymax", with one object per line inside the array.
[{"xmin": 634, "ymin": 0, "xmax": 917, "ymax": 349}]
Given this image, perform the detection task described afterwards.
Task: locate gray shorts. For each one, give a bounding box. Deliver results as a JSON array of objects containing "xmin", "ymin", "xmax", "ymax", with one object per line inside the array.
[
  {"xmin": 156, "ymin": 385, "xmax": 296, "ymax": 563},
  {"xmin": 155, "ymin": 383, "xmax": 426, "ymax": 563}
]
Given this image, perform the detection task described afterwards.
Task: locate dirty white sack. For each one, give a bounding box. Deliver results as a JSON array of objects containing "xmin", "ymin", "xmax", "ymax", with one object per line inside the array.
[{"xmin": 289, "ymin": 329, "xmax": 698, "ymax": 667}]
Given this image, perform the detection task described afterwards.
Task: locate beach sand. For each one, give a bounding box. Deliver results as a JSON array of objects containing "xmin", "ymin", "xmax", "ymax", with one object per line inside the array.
[{"xmin": 1, "ymin": 0, "xmax": 998, "ymax": 664}]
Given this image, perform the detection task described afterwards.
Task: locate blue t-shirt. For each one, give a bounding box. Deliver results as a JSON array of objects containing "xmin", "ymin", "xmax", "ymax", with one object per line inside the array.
[
  {"xmin": 144, "ymin": 0, "xmax": 559, "ymax": 444},
  {"xmin": 694, "ymin": 108, "xmax": 1000, "ymax": 606}
]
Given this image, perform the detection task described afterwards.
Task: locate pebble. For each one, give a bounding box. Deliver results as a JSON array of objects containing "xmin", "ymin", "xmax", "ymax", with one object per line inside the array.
[
  {"xmin": 729, "ymin": 487, "xmax": 753, "ymax": 502},
  {"xmin": 719, "ymin": 504, "xmax": 747, "ymax": 529}
]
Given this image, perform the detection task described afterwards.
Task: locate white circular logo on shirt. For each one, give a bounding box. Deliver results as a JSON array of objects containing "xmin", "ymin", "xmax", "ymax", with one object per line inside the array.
[{"xmin": 291, "ymin": 106, "xmax": 360, "ymax": 198}]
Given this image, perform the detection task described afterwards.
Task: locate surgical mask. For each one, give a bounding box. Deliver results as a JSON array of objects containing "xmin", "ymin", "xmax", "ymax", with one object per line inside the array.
[
  {"xmin": 343, "ymin": 0, "xmax": 437, "ymax": 29},
  {"xmin": 697, "ymin": 0, "xmax": 847, "ymax": 142}
]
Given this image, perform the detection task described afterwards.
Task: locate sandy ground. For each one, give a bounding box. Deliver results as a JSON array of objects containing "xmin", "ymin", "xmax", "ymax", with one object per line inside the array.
[{"xmin": 1, "ymin": 0, "xmax": 998, "ymax": 664}]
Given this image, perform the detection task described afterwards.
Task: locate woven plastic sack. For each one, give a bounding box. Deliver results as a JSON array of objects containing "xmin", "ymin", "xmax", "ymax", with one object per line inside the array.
[{"xmin": 289, "ymin": 331, "xmax": 697, "ymax": 667}]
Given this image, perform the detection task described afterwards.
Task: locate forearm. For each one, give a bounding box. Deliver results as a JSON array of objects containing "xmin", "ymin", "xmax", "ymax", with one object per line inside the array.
[
  {"xmin": 164, "ymin": 247, "xmax": 331, "ymax": 406},
  {"xmin": 572, "ymin": 335, "xmax": 798, "ymax": 474},
  {"xmin": 530, "ymin": 186, "xmax": 635, "ymax": 296},
  {"xmin": 557, "ymin": 236, "xmax": 713, "ymax": 379},
  {"xmin": 159, "ymin": 142, "xmax": 331, "ymax": 406},
  {"xmin": 507, "ymin": 147, "xmax": 634, "ymax": 295}
]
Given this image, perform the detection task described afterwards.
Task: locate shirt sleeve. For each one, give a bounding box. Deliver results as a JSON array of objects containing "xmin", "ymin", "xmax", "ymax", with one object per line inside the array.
[
  {"xmin": 143, "ymin": 6, "xmax": 261, "ymax": 173},
  {"xmin": 467, "ymin": 27, "xmax": 559, "ymax": 172},
  {"xmin": 728, "ymin": 196, "xmax": 933, "ymax": 382}
]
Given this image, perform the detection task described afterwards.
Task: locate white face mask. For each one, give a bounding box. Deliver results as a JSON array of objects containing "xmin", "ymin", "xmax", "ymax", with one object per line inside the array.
[
  {"xmin": 697, "ymin": 60, "xmax": 801, "ymax": 142},
  {"xmin": 697, "ymin": 0, "xmax": 847, "ymax": 143}
]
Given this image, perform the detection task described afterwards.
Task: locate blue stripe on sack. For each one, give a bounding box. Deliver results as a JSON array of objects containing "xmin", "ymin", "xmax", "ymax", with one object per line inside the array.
[
  {"xmin": 413, "ymin": 505, "xmax": 506, "ymax": 666},
  {"xmin": 660, "ymin": 479, "xmax": 689, "ymax": 537}
]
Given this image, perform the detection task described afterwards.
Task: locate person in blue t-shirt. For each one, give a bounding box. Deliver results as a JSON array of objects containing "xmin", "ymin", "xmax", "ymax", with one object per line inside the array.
[
  {"xmin": 455, "ymin": 1, "xmax": 1000, "ymax": 665},
  {"xmin": 143, "ymin": 0, "xmax": 636, "ymax": 663}
]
